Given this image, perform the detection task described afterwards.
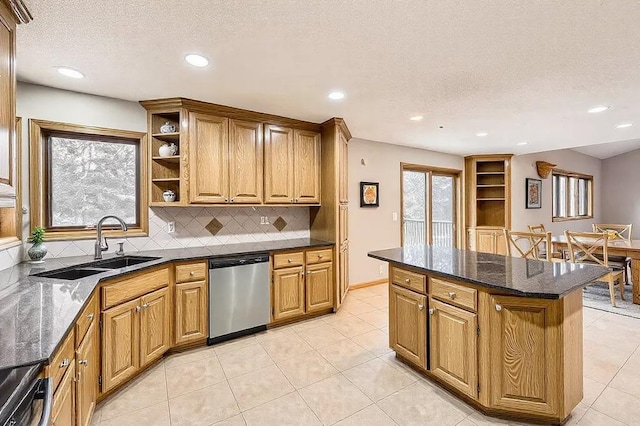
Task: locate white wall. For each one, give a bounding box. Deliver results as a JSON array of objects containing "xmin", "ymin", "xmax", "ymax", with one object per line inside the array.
[
  {"xmin": 601, "ymin": 148, "xmax": 640, "ymax": 225},
  {"xmin": 348, "ymin": 138, "xmax": 464, "ymax": 285},
  {"xmin": 511, "ymin": 149, "xmax": 602, "ymax": 235}
]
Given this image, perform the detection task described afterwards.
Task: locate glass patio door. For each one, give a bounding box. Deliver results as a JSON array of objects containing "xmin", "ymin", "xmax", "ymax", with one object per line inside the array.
[{"xmin": 402, "ymin": 167, "xmax": 457, "ymax": 248}]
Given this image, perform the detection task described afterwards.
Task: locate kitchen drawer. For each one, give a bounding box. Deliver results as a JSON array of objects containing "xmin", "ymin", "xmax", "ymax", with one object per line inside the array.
[
  {"xmin": 175, "ymin": 262, "xmax": 207, "ymax": 283},
  {"xmin": 305, "ymin": 248, "xmax": 333, "ymax": 265},
  {"xmin": 273, "ymin": 251, "xmax": 304, "ymax": 269},
  {"xmin": 391, "ymin": 267, "xmax": 426, "ymax": 294},
  {"xmin": 431, "ymin": 278, "xmax": 477, "ymax": 312},
  {"xmin": 75, "ymin": 293, "xmax": 97, "ymax": 348},
  {"xmin": 102, "ymin": 267, "xmax": 169, "ymax": 310},
  {"xmin": 49, "ymin": 330, "xmax": 75, "ymax": 394}
]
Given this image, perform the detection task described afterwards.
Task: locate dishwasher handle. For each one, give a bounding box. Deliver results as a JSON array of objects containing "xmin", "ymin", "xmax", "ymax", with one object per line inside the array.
[{"xmin": 209, "ymin": 253, "xmax": 269, "ymax": 269}]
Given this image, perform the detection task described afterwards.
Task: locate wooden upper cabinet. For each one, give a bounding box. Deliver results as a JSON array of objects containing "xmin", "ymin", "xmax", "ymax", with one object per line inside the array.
[
  {"xmin": 429, "ymin": 299, "xmax": 478, "ymax": 399},
  {"xmin": 339, "ymin": 131, "xmax": 349, "ymax": 203},
  {"xmin": 139, "ymin": 287, "xmax": 171, "ymax": 367},
  {"xmin": 389, "ymin": 284, "xmax": 427, "ymax": 369},
  {"xmin": 264, "ymin": 125, "xmax": 294, "ymax": 203},
  {"xmin": 189, "ymin": 112, "xmax": 229, "ymax": 203},
  {"xmin": 76, "ymin": 322, "xmax": 97, "ymax": 426},
  {"xmin": 306, "ymin": 262, "xmax": 333, "ymax": 312},
  {"xmin": 229, "ymin": 120, "xmax": 263, "ymax": 204},
  {"xmin": 0, "ymin": 7, "xmax": 15, "ymax": 199},
  {"xmin": 272, "ymin": 266, "xmax": 305, "ymax": 320},
  {"xmin": 293, "ymin": 130, "xmax": 320, "ymax": 204},
  {"xmin": 101, "ymin": 298, "xmax": 140, "ymax": 393},
  {"xmin": 488, "ymin": 295, "xmax": 559, "ymax": 416}
]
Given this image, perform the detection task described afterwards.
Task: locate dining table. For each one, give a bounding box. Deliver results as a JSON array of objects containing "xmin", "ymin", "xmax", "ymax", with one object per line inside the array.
[{"xmin": 552, "ymin": 235, "xmax": 640, "ymax": 304}]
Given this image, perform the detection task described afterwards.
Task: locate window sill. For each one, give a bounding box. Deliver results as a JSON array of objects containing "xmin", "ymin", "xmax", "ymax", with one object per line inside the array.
[
  {"xmin": 39, "ymin": 228, "xmax": 148, "ymax": 242},
  {"xmin": 552, "ymin": 216, "xmax": 594, "ymax": 223}
]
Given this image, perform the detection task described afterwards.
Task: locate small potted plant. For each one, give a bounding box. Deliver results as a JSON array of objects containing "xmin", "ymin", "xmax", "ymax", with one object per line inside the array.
[{"xmin": 28, "ymin": 226, "xmax": 47, "ymax": 263}]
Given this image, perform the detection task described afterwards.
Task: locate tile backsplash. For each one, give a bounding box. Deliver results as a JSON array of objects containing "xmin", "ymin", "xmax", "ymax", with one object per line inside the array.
[{"xmin": 5, "ymin": 207, "xmax": 310, "ymax": 263}]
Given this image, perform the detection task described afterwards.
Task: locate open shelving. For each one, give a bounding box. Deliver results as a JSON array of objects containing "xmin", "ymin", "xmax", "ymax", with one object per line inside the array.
[{"xmin": 149, "ymin": 111, "xmax": 183, "ymax": 205}]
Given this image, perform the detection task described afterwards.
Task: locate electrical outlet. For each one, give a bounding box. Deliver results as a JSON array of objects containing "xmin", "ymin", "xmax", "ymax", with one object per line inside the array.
[
  {"xmin": 167, "ymin": 221, "xmax": 176, "ymax": 233},
  {"xmin": 260, "ymin": 216, "xmax": 265, "ymax": 225},
  {"xmin": 379, "ymin": 265, "xmax": 384, "ymax": 275},
  {"xmin": 260, "ymin": 216, "xmax": 270, "ymax": 225}
]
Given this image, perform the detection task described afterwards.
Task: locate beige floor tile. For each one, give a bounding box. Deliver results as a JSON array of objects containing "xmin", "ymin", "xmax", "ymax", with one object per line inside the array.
[
  {"xmin": 357, "ymin": 309, "xmax": 389, "ymax": 328},
  {"xmin": 582, "ymin": 376, "xmax": 607, "ymax": 406},
  {"xmin": 455, "ymin": 420, "xmax": 478, "ymax": 426},
  {"xmin": 343, "ymin": 358, "xmax": 416, "ymax": 401},
  {"xmin": 290, "ymin": 317, "xmax": 329, "ymax": 333},
  {"xmin": 351, "ymin": 329, "xmax": 392, "ymax": 356},
  {"xmin": 165, "ymin": 355, "xmax": 226, "ymax": 398},
  {"xmin": 334, "ymin": 404, "xmax": 397, "ymax": 426},
  {"xmin": 242, "ymin": 391, "xmax": 321, "ymax": 426},
  {"xmin": 592, "ymin": 386, "xmax": 640, "ymax": 424},
  {"xmin": 259, "ymin": 333, "xmax": 314, "ymax": 362},
  {"xmin": 341, "ymin": 299, "xmax": 378, "ymax": 315},
  {"xmin": 584, "ymin": 321, "xmax": 640, "ymax": 356},
  {"xmin": 213, "ymin": 414, "xmax": 247, "ymax": 425},
  {"xmin": 575, "ymin": 408, "xmax": 626, "ymax": 425},
  {"xmin": 91, "ymin": 405, "xmax": 102, "ymax": 425},
  {"xmin": 217, "ymin": 343, "xmax": 274, "ymax": 378},
  {"xmin": 169, "ymin": 381, "xmax": 240, "ymax": 426},
  {"xmin": 277, "ymin": 350, "xmax": 339, "ymax": 388},
  {"xmin": 361, "ymin": 295, "xmax": 389, "ymax": 309},
  {"xmin": 317, "ymin": 339, "xmax": 375, "ymax": 371},
  {"xmin": 330, "ymin": 316, "xmax": 377, "ymax": 338},
  {"xmin": 582, "ymin": 308, "xmax": 606, "ymax": 328},
  {"xmin": 164, "ymin": 345, "xmax": 216, "ymax": 369},
  {"xmin": 254, "ymin": 325, "xmax": 296, "ymax": 344},
  {"xmin": 378, "ymin": 382, "xmax": 468, "ymax": 426},
  {"xmin": 99, "ymin": 401, "xmax": 170, "ymax": 426},
  {"xmin": 322, "ymin": 310, "xmax": 355, "ymax": 326},
  {"xmin": 99, "ymin": 363, "xmax": 168, "ymax": 420},
  {"xmin": 214, "ymin": 335, "xmax": 259, "ymax": 356},
  {"xmin": 465, "ymin": 411, "xmax": 530, "ymax": 425},
  {"xmin": 565, "ymin": 402, "xmax": 589, "ymax": 426},
  {"xmin": 583, "ymin": 344, "xmax": 630, "ymax": 384},
  {"xmin": 228, "ymin": 364, "xmax": 295, "ymax": 411},
  {"xmin": 380, "ymin": 326, "xmax": 389, "ymax": 335},
  {"xmin": 299, "ymin": 374, "xmax": 372, "ymax": 425},
  {"xmin": 349, "ymin": 288, "xmax": 378, "ymax": 299},
  {"xmin": 298, "ymin": 324, "xmax": 348, "ymax": 349}
]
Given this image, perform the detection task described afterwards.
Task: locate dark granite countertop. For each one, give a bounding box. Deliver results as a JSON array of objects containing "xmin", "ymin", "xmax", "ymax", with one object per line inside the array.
[
  {"xmin": 0, "ymin": 238, "xmax": 332, "ymax": 370},
  {"xmin": 368, "ymin": 245, "xmax": 610, "ymax": 298}
]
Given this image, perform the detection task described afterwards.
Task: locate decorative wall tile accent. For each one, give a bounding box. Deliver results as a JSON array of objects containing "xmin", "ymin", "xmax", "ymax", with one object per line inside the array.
[
  {"xmin": 273, "ymin": 216, "xmax": 287, "ymax": 232},
  {"xmin": 205, "ymin": 218, "xmax": 224, "ymax": 236},
  {"xmin": 7, "ymin": 206, "xmax": 311, "ymax": 264}
]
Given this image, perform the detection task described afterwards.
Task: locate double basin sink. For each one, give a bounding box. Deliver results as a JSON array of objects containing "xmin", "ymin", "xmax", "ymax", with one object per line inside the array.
[{"xmin": 32, "ymin": 256, "xmax": 160, "ymax": 280}]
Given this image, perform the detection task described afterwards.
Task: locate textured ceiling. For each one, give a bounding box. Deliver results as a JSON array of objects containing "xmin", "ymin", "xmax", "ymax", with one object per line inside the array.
[
  {"xmin": 573, "ymin": 138, "xmax": 640, "ymax": 160},
  {"xmin": 15, "ymin": 0, "xmax": 640, "ymax": 156}
]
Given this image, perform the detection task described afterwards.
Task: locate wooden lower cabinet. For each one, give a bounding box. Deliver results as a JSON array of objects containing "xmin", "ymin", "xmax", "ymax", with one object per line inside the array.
[
  {"xmin": 175, "ymin": 280, "xmax": 208, "ymax": 345},
  {"xmin": 52, "ymin": 363, "xmax": 75, "ymax": 426},
  {"xmin": 338, "ymin": 243, "xmax": 349, "ymax": 304},
  {"xmin": 76, "ymin": 322, "xmax": 97, "ymax": 426},
  {"xmin": 474, "ymin": 229, "xmax": 507, "ymax": 255},
  {"xmin": 429, "ymin": 298, "xmax": 477, "ymax": 399},
  {"xmin": 306, "ymin": 262, "xmax": 333, "ymax": 312},
  {"xmin": 389, "ymin": 284, "xmax": 427, "ymax": 369},
  {"xmin": 272, "ymin": 266, "xmax": 305, "ymax": 320},
  {"xmin": 102, "ymin": 298, "xmax": 140, "ymax": 393},
  {"xmin": 140, "ymin": 287, "xmax": 171, "ymax": 366}
]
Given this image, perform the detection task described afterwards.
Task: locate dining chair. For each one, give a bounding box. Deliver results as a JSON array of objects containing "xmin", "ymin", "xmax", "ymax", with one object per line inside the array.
[
  {"xmin": 592, "ymin": 223, "xmax": 632, "ymax": 285},
  {"xmin": 528, "ymin": 224, "xmax": 564, "ymax": 259},
  {"xmin": 564, "ymin": 230, "xmax": 625, "ymax": 307},
  {"xmin": 504, "ymin": 230, "xmax": 553, "ymax": 261}
]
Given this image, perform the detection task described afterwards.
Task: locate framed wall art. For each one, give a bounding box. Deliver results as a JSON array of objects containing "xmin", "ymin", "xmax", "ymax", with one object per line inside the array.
[
  {"xmin": 360, "ymin": 182, "xmax": 379, "ymax": 207},
  {"xmin": 526, "ymin": 178, "xmax": 542, "ymax": 209}
]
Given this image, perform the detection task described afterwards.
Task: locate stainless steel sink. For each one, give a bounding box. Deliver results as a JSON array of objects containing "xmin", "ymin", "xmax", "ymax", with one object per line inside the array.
[
  {"xmin": 88, "ymin": 256, "xmax": 159, "ymax": 269},
  {"xmin": 33, "ymin": 268, "xmax": 107, "ymax": 280}
]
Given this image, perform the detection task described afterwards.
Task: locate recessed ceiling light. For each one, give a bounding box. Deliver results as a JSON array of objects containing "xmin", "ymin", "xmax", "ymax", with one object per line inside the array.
[
  {"xmin": 476, "ymin": 132, "xmax": 488, "ymax": 137},
  {"xmin": 328, "ymin": 91, "xmax": 345, "ymax": 100},
  {"xmin": 409, "ymin": 115, "xmax": 423, "ymax": 121},
  {"xmin": 56, "ymin": 67, "xmax": 84, "ymax": 79},
  {"xmin": 616, "ymin": 123, "xmax": 633, "ymax": 129},
  {"xmin": 516, "ymin": 141, "xmax": 528, "ymax": 146},
  {"xmin": 588, "ymin": 106, "xmax": 610, "ymax": 113},
  {"xmin": 185, "ymin": 53, "xmax": 209, "ymax": 67}
]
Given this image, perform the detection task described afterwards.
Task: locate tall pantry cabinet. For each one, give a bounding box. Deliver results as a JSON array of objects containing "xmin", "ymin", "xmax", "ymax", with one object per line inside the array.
[{"xmin": 311, "ymin": 118, "xmax": 351, "ymax": 308}]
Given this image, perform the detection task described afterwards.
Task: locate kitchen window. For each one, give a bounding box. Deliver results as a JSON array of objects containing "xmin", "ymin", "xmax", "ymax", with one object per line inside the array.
[
  {"xmin": 552, "ymin": 169, "xmax": 593, "ymax": 221},
  {"xmin": 30, "ymin": 120, "xmax": 148, "ymax": 240}
]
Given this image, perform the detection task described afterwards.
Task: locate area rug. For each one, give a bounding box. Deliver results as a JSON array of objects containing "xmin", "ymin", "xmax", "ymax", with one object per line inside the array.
[{"xmin": 582, "ymin": 282, "xmax": 640, "ymax": 319}]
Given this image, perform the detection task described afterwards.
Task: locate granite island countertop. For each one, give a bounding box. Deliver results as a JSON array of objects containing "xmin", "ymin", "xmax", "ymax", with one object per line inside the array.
[
  {"xmin": 368, "ymin": 245, "xmax": 610, "ymax": 298},
  {"xmin": 0, "ymin": 238, "xmax": 333, "ymax": 371}
]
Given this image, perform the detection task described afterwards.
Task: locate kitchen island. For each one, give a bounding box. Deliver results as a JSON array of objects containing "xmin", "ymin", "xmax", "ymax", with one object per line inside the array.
[{"xmin": 368, "ymin": 245, "xmax": 609, "ymax": 425}]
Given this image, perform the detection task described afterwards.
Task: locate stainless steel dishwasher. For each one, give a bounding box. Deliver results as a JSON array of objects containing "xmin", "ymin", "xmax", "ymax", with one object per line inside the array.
[{"xmin": 208, "ymin": 253, "xmax": 270, "ymax": 345}]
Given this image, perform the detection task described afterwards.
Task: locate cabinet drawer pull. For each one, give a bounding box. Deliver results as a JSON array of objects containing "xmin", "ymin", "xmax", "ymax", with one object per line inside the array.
[
  {"xmin": 428, "ymin": 308, "xmax": 434, "ymax": 315},
  {"xmin": 60, "ymin": 359, "xmax": 70, "ymax": 368},
  {"xmin": 404, "ymin": 278, "xmax": 411, "ymax": 283},
  {"xmin": 495, "ymin": 304, "xmax": 502, "ymax": 311},
  {"xmin": 87, "ymin": 313, "xmax": 94, "ymax": 320},
  {"xmin": 79, "ymin": 359, "xmax": 88, "ymax": 366},
  {"xmin": 189, "ymin": 271, "xmax": 195, "ymax": 276},
  {"xmin": 318, "ymin": 254, "xmax": 323, "ymax": 259},
  {"xmin": 136, "ymin": 305, "xmax": 142, "ymax": 313},
  {"xmin": 418, "ymin": 304, "xmax": 424, "ymax": 311},
  {"xmin": 448, "ymin": 292, "xmax": 456, "ymax": 300},
  {"xmin": 142, "ymin": 303, "xmax": 149, "ymax": 309},
  {"xmin": 288, "ymin": 259, "xmax": 293, "ymax": 263}
]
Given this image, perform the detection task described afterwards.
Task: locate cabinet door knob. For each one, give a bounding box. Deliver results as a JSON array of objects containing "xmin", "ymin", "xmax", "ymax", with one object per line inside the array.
[
  {"xmin": 189, "ymin": 271, "xmax": 195, "ymax": 276},
  {"xmin": 418, "ymin": 304, "xmax": 424, "ymax": 311},
  {"xmin": 142, "ymin": 303, "xmax": 149, "ymax": 309},
  {"xmin": 288, "ymin": 259, "xmax": 293, "ymax": 263},
  {"xmin": 428, "ymin": 308, "xmax": 434, "ymax": 315},
  {"xmin": 136, "ymin": 306, "xmax": 142, "ymax": 313},
  {"xmin": 404, "ymin": 278, "xmax": 410, "ymax": 283},
  {"xmin": 495, "ymin": 304, "xmax": 502, "ymax": 311},
  {"xmin": 318, "ymin": 254, "xmax": 323, "ymax": 259},
  {"xmin": 79, "ymin": 359, "xmax": 88, "ymax": 366},
  {"xmin": 448, "ymin": 292, "xmax": 456, "ymax": 300},
  {"xmin": 87, "ymin": 313, "xmax": 94, "ymax": 320},
  {"xmin": 60, "ymin": 359, "xmax": 70, "ymax": 368}
]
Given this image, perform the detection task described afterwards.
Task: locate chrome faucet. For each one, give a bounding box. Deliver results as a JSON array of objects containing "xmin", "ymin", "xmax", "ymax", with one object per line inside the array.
[{"xmin": 94, "ymin": 215, "xmax": 128, "ymax": 260}]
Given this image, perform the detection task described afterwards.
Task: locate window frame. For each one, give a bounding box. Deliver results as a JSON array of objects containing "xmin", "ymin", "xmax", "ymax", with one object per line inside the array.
[
  {"xmin": 551, "ymin": 168, "xmax": 593, "ymax": 222},
  {"xmin": 29, "ymin": 119, "xmax": 148, "ymax": 241}
]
